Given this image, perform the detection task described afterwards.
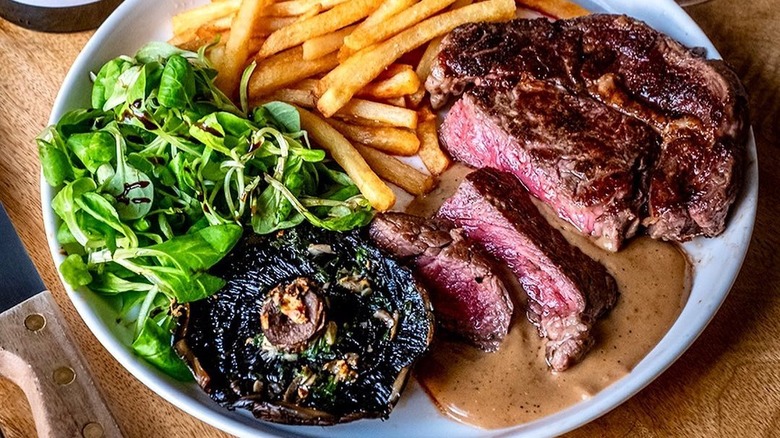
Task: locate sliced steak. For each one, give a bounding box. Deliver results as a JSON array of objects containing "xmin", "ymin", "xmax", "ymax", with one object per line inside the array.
[
  {"xmin": 438, "ymin": 169, "xmax": 618, "ymax": 371},
  {"xmin": 429, "ymin": 15, "xmax": 749, "ymax": 245},
  {"xmin": 370, "ymin": 212, "xmax": 513, "ymax": 351},
  {"xmin": 440, "ymin": 81, "xmax": 658, "ymax": 251}
]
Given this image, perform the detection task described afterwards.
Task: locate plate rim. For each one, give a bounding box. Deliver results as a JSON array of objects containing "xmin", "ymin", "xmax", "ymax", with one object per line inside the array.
[{"xmin": 39, "ymin": 0, "xmax": 759, "ymax": 436}]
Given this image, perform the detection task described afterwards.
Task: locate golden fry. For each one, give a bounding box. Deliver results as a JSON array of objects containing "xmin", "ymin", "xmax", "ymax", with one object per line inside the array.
[
  {"xmin": 250, "ymin": 48, "xmax": 339, "ymax": 97},
  {"xmin": 336, "ymin": 0, "xmax": 416, "ymax": 60},
  {"xmin": 406, "ymin": 86, "xmax": 426, "ymax": 108},
  {"xmin": 260, "ymin": 88, "xmax": 317, "ymax": 107},
  {"xmin": 344, "ymin": 0, "xmax": 456, "ymax": 52},
  {"xmin": 302, "ymin": 25, "xmax": 357, "ymax": 60},
  {"xmin": 364, "ymin": 0, "xmax": 417, "ymax": 28},
  {"xmin": 268, "ymin": 0, "xmax": 349, "ymax": 16},
  {"xmin": 354, "ymin": 144, "xmax": 435, "ymax": 196},
  {"xmin": 337, "ymin": 45, "xmax": 355, "ymax": 62},
  {"xmin": 417, "ymin": 105, "xmax": 437, "ymax": 122},
  {"xmin": 297, "ymin": 107, "xmax": 396, "ymax": 211},
  {"xmin": 261, "ymin": 86, "xmax": 416, "ymax": 133},
  {"xmin": 384, "ymin": 96, "xmax": 407, "ymax": 106},
  {"xmin": 267, "ymin": 0, "xmax": 314, "ymax": 16},
  {"xmin": 357, "ymin": 66, "xmax": 421, "ymax": 99},
  {"xmin": 405, "ymin": 35, "xmax": 442, "ymax": 108},
  {"xmin": 216, "ymin": 0, "xmax": 273, "ymax": 97},
  {"xmin": 376, "ymin": 63, "xmax": 413, "ymax": 80},
  {"xmin": 415, "ymin": 35, "xmax": 442, "ymax": 83},
  {"xmin": 517, "ymin": 0, "xmax": 589, "ymax": 18},
  {"xmin": 317, "ymin": 0, "xmax": 516, "ymax": 116},
  {"xmin": 257, "ymin": 16, "xmax": 298, "ymax": 34},
  {"xmin": 328, "ymin": 119, "xmax": 420, "ymax": 155},
  {"xmin": 349, "ymin": 0, "xmax": 417, "ymax": 46},
  {"xmin": 196, "ymin": 15, "xmax": 234, "ymax": 37},
  {"xmin": 335, "ymin": 117, "xmax": 392, "ymax": 127},
  {"xmin": 296, "ymin": 3, "xmax": 323, "ymax": 20},
  {"xmin": 340, "ymin": 99, "xmax": 418, "ymax": 129},
  {"xmin": 449, "ymin": 0, "xmax": 472, "ymax": 9},
  {"xmin": 256, "ymin": 0, "xmax": 383, "ymax": 59},
  {"xmin": 195, "ymin": 26, "xmax": 227, "ymax": 41},
  {"xmin": 172, "ymin": 0, "xmax": 240, "ymax": 36},
  {"xmin": 416, "ymin": 108, "xmax": 449, "ymax": 175},
  {"xmin": 291, "ymin": 78, "xmax": 321, "ymax": 92},
  {"xmin": 168, "ymin": 30, "xmax": 199, "ymax": 49}
]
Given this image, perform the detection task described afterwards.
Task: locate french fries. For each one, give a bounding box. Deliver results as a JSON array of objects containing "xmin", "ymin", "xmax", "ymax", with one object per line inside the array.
[
  {"xmin": 302, "ymin": 25, "xmax": 357, "ymax": 60},
  {"xmin": 339, "ymin": 0, "xmax": 416, "ymax": 59},
  {"xmin": 344, "ymin": 0, "xmax": 457, "ymax": 53},
  {"xmin": 268, "ymin": 0, "xmax": 350, "ymax": 16},
  {"xmin": 260, "ymin": 87, "xmax": 418, "ymax": 131},
  {"xmin": 359, "ymin": 0, "xmax": 417, "ymax": 29},
  {"xmin": 384, "ymin": 96, "xmax": 407, "ymax": 106},
  {"xmin": 297, "ymin": 107, "xmax": 396, "ymax": 211},
  {"xmin": 517, "ymin": 0, "xmax": 589, "ymax": 18},
  {"xmin": 261, "ymin": 88, "xmax": 317, "ymax": 107},
  {"xmin": 354, "ymin": 144, "xmax": 436, "ymax": 196},
  {"xmin": 406, "ymin": 34, "xmax": 443, "ymax": 107},
  {"xmin": 216, "ymin": 0, "xmax": 273, "ymax": 96},
  {"xmin": 327, "ymin": 119, "xmax": 420, "ymax": 155},
  {"xmin": 416, "ymin": 107, "xmax": 450, "ymax": 175},
  {"xmin": 250, "ymin": 47, "xmax": 339, "ymax": 97},
  {"xmin": 296, "ymin": 4, "xmax": 324, "ymax": 20},
  {"xmin": 339, "ymin": 99, "xmax": 418, "ymax": 129},
  {"xmin": 291, "ymin": 78, "xmax": 320, "ymax": 92},
  {"xmin": 169, "ymin": 0, "xmax": 551, "ymax": 207},
  {"xmin": 169, "ymin": 32, "xmax": 208, "ymax": 52},
  {"xmin": 415, "ymin": 35, "xmax": 443, "ymax": 84},
  {"xmin": 256, "ymin": 0, "xmax": 384, "ymax": 59},
  {"xmin": 196, "ymin": 15, "xmax": 234, "ymax": 37},
  {"xmin": 449, "ymin": 0, "xmax": 473, "ymax": 9},
  {"xmin": 172, "ymin": 0, "xmax": 240, "ymax": 35},
  {"xmin": 317, "ymin": 0, "xmax": 516, "ymax": 116},
  {"xmin": 258, "ymin": 16, "xmax": 298, "ymax": 33},
  {"xmin": 356, "ymin": 65, "xmax": 421, "ymax": 99}
]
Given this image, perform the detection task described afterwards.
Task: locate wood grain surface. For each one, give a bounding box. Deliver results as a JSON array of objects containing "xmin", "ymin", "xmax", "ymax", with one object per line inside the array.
[
  {"xmin": 0, "ymin": 0, "xmax": 777, "ymax": 436},
  {"xmin": 0, "ymin": 292, "xmax": 122, "ymax": 438}
]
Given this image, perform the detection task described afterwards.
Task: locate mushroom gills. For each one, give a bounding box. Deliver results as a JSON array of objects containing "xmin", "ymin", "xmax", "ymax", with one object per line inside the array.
[{"xmin": 175, "ymin": 225, "xmax": 434, "ymax": 425}]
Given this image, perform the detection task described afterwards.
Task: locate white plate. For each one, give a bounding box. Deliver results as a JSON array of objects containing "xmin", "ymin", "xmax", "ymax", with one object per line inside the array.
[{"xmin": 41, "ymin": 0, "xmax": 758, "ymax": 436}]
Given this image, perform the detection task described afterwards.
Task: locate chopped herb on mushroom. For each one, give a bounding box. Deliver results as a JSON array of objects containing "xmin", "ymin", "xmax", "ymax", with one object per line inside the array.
[
  {"xmin": 337, "ymin": 274, "xmax": 372, "ymax": 296},
  {"xmin": 307, "ymin": 243, "xmax": 335, "ymax": 256},
  {"xmin": 175, "ymin": 226, "xmax": 434, "ymax": 424},
  {"xmin": 323, "ymin": 355, "xmax": 359, "ymax": 383}
]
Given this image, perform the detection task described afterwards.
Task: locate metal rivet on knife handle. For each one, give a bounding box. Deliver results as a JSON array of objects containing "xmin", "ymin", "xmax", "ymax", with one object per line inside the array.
[
  {"xmin": 53, "ymin": 366, "xmax": 76, "ymax": 386},
  {"xmin": 82, "ymin": 422, "xmax": 104, "ymax": 438},
  {"xmin": 24, "ymin": 313, "xmax": 46, "ymax": 332}
]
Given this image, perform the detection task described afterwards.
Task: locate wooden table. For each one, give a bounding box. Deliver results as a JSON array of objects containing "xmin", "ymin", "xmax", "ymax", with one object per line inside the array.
[{"xmin": 1, "ymin": 1, "xmax": 778, "ymax": 436}]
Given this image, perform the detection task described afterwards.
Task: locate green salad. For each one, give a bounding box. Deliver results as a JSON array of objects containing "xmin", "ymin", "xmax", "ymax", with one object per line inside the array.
[{"xmin": 38, "ymin": 42, "xmax": 373, "ymax": 379}]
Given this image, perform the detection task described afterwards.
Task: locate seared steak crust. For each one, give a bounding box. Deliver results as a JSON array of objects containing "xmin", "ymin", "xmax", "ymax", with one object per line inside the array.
[
  {"xmin": 370, "ymin": 213, "xmax": 513, "ymax": 351},
  {"xmin": 439, "ymin": 169, "xmax": 619, "ymax": 371},
  {"xmin": 442, "ymin": 81, "xmax": 658, "ymax": 251},
  {"xmin": 429, "ymin": 15, "xmax": 749, "ymax": 245}
]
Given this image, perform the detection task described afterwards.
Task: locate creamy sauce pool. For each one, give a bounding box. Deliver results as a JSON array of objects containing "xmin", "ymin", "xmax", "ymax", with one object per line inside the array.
[{"xmin": 406, "ymin": 164, "xmax": 691, "ymax": 429}]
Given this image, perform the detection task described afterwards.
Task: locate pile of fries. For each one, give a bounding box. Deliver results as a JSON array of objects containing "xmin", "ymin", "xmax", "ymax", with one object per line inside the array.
[{"xmin": 169, "ymin": 0, "xmax": 582, "ymax": 211}]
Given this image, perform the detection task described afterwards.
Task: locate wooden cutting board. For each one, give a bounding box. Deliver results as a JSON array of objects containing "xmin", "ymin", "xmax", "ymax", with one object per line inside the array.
[{"xmin": 0, "ymin": 0, "xmax": 778, "ymax": 436}]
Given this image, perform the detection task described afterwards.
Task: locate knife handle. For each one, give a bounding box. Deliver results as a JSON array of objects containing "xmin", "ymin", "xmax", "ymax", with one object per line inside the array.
[{"xmin": 0, "ymin": 291, "xmax": 122, "ymax": 438}]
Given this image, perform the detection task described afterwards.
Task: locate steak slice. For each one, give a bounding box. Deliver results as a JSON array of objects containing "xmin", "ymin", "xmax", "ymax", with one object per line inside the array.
[
  {"xmin": 440, "ymin": 82, "xmax": 658, "ymax": 251},
  {"xmin": 438, "ymin": 169, "xmax": 619, "ymax": 371},
  {"xmin": 370, "ymin": 212, "xmax": 513, "ymax": 351},
  {"xmin": 429, "ymin": 15, "xmax": 749, "ymax": 244}
]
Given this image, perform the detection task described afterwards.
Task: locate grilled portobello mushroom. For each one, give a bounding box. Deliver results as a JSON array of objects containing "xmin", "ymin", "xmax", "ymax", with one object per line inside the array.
[{"xmin": 174, "ymin": 225, "xmax": 435, "ymax": 425}]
